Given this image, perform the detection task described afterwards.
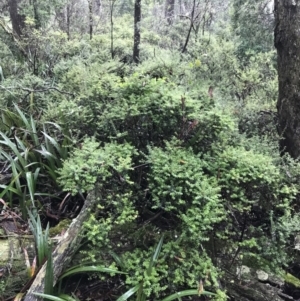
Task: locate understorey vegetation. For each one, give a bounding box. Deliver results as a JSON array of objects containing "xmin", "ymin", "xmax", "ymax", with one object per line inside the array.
[{"xmin": 0, "ymin": 1, "xmax": 300, "ymax": 300}]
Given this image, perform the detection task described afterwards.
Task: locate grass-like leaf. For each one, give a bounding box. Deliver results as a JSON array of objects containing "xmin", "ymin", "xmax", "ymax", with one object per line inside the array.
[
  {"xmin": 58, "ymin": 294, "xmax": 79, "ymax": 301},
  {"xmin": 44, "ymin": 244, "xmax": 54, "ymax": 295},
  {"xmin": 136, "ymin": 282, "xmax": 146, "ymax": 301},
  {"xmin": 42, "ymin": 131, "xmax": 65, "ymax": 159},
  {"xmin": 30, "ymin": 115, "xmax": 39, "ymax": 146},
  {"xmin": 0, "ymin": 183, "xmax": 22, "ymax": 197},
  {"xmin": 26, "ymin": 170, "xmax": 39, "ymax": 206},
  {"xmin": 0, "ymin": 150, "xmax": 22, "ymax": 173},
  {"xmin": 109, "ymin": 250, "xmax": 126, "ymax": 270},
  {"xmin": 116, "ymin": 284, "xmax": 141, "ymax": 301},
  {"xmin": 33, "ymin": 293, "xmax": 69, "ymax": 301},
  {"xmin": 0, "ymin": 106, "xmax": 72, "ymax": 218},
  {"xmin": 59, "ymin": 266, "xmax": 127, "ymax": 281},
  {"xmin": 13, "ymin": 103, "xmax": 39, "ymax": 146},
  {"xmin": 0, "ymin": 132, "xmax": 27, "ymax": 171},
  {"xmin": 28, "ymin": 211, "xmax": 51, "ymax": 266},
  {"xmin": 160, "ymin": 289, "xmax": 216, "ymax": 301},
  {"xmin": 0, "ymin": 108, "xmax": 19, "ymax": 130},
  {"xmin": 147, "ymin": 235, "xmax": 164, "ymax": 276}
]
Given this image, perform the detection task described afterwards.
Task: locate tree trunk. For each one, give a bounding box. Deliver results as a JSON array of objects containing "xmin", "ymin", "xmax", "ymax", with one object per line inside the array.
[
  {"xmin": 95, "ymin": 0, "xmax": 101, "ymax": 15},
  {"xmin": 179, "ymin": 0, "xmax": 182, "ymax": 14},
  {"xmin": 32, "ymin": 0, "xmax": 42, "ymax": 29},
  {"xmin": 165, "ymin": 0, "xmax": 175, "ymax": 25},
  {"xmin": 133, "ymin": 0, "xmax": 141, "ymax": 63},
  {"xmin": 67, "ymin": 4, "xmax": 71, "ymax": 40},
  {"xmin": 110, "ymin": 0, "xmax": 116, "ymax": 59},
  {"xmin": 7, "ymin": 0, "xmax": 25, "ymax": 37},
  {"xmin": 274, "ymin": 0, "xmax": 300, "ymax": 158},
  {"xmin": 181, "ymin": 0, "xmax": 196, "ymax": 53},
  {"xmin": 88, "ymin": 0, "xmax": 93, "ymax": 40}
]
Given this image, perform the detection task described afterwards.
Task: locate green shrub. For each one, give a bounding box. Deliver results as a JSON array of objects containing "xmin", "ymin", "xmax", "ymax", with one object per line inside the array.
[
  {"xmin": 203, "ymin": 145, "xmax": 300, "ymax": 271},
  {"xmin": 58, "ymin": 138, "xmax": 136, "ymax": 195}
]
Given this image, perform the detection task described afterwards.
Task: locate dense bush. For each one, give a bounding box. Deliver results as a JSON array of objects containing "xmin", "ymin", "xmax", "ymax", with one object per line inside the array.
[{"xmin": 56, "ymin": 55, "xmax": 300, "ymax": 298}]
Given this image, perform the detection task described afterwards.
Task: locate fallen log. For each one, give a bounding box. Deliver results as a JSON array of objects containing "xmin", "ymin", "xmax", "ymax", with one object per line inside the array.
[{"xmin": 24, "ymin": 189, "xmax": 98, "ymax": 301}]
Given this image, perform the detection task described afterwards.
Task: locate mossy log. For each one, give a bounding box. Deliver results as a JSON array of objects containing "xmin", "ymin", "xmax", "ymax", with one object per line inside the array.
[{"xmin": 24, "ymin": 189, "xmax": 98, "ymax": 301}]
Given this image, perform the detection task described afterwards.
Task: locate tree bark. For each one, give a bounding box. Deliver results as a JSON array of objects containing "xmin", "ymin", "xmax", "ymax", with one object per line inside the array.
[
  {"xmin": 7, "ymin": 0, "xmax": 25, "ymax": 37},
  {"xmin": 88, "ymin": 0, "xmax": 93, "ymax": 40},
  {"xmin": 110, "ymin": 0, "xmax": 116, "ymax": 59},
  {"xmin": 275, "ymin": 0, "xmax": 300, "ymax": 158},
  {"xmin": 67, "ymin": 4, "xmax": 71, "ymax": 40},
  {"xmin": 32, "ymin": 0, "xmax": 42, "ymax": 29},
  {"xmin": 24, "ymin": 190, "xmax": 98, "ymax": 301},
  {"xmin": 95, "ymin": 0, "xmax": 101, "ymax": 15},
  {"xmin": 165, "ymin": 0, "xmax": 175, "ymax": 25},
  {"xmin": 133, "ymin": 0, "xmax": 141, "ymax": 63}
]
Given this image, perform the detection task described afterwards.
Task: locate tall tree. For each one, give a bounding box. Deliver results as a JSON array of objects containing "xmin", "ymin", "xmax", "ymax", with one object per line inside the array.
[
  {"xmin": 88, "ymin": 0, "xmax": 93, "ymax": 40},
  {"xmin": 95, "ymin": 0, "xmax": 101, "ymax": 14},
  {"xmin": 165, "ymin": 0, "xmax": 175, "ymax": 24},
  {"xmin": 8, "ymin": 0, "xmax": 25, "ymax": 37},
  {"xmin": 274, "ymin": 0, "xmax": 300, "ymax": 158},
  {"xmin": 32, "ymin": 0, "xmax": 42, "ymax": 28},
  {"xmin": 109, "ymin": 0, "xmax": 117, "ymax": 59},
  {"xmin": 133, "ymin": 0, "xmax": 141, "ymax": 63},
  {"xmin": 181, "ymin": 0, "xmax": 196, "ymax": 53}
]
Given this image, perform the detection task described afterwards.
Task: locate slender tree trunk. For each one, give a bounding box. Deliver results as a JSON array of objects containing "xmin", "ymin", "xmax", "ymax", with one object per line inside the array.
[
  {"xmin": 165, "ymin": 0, "xmax": 175, "ymax": 25},
  {"xmin": 274, "ymin": 0, "xmax": 300, "ymax": 158},
  {"xmin": 133, "ymin": 0, "xmax": 141, "ymax": 63},
  {"xmin": 110, "ymin": 0, "xmax": 116, "ymax": 59},
  {"xmin": 88, "ymin": 0, "xmax": 93, "ymax": 40},
  {"xmin": 95, "ymin": 0, "xmax": 101, "ymax": 15},
  {"xmin": 8, "ymin": 0, "xmax": 25, "ymax": 37},
  {"xmin": 32, "ymin": 0, "xmax": 41, "ymax": 29},
  {"xmin": 56, "ymin": 2, "xmax": 71, "ymax": 39},
  {"xmin": 201, "ymin": 0, "xmax": 209, "ymax": 36},
  {"xmin": 67, "ymin": 4, "xmax": 71, "ymax": 40},
  {"xmin": 181, "ymin": 0, "xmax": 196, "ymax": 53}
]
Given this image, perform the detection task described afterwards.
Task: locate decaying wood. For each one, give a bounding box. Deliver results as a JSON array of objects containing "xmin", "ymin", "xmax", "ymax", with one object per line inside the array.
[{"xmin": 24, "ymin": 189, "xmax": 98, "ymax": 301}]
